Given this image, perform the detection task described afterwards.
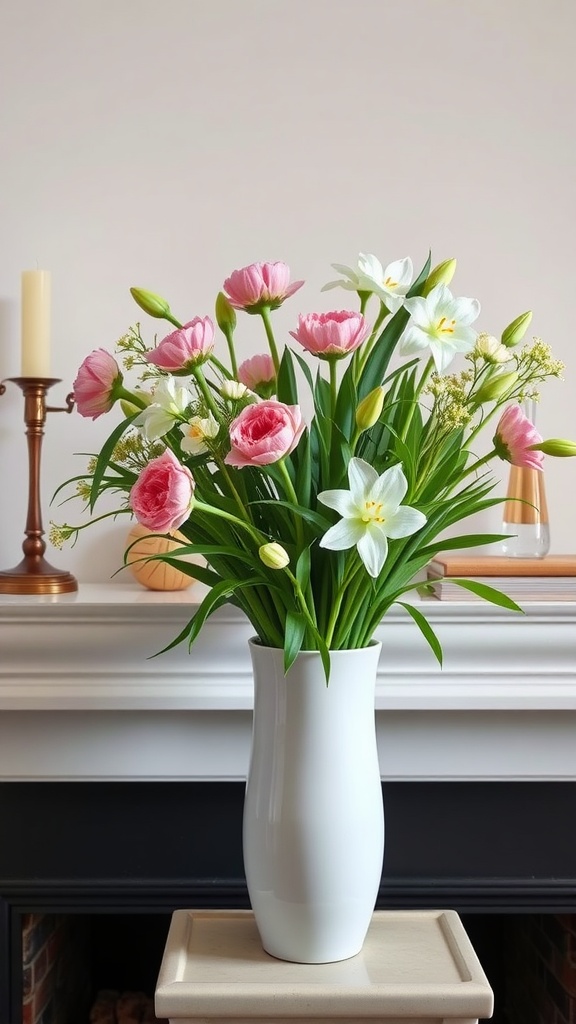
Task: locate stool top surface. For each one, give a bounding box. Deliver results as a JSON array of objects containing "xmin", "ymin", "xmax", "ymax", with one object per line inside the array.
[{"xmin": 155, "ymin": 909, "xmax": 494, "ymax": 1019}]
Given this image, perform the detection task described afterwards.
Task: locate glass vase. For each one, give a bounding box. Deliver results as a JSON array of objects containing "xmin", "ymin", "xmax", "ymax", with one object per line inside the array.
[{"xmin": 501, "ymin": 400, "xmax": 550, "ymax": 558}]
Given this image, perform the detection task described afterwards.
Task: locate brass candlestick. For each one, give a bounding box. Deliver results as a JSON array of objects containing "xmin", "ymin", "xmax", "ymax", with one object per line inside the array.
[{"xmin": 0, "ymin": 377, "xmax": 78, "ymax": 594}]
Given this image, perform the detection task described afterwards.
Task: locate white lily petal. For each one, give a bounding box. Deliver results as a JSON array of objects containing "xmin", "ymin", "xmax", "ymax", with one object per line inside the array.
[
  {"xmin": 357, "ymin": 253, "xmax": 383, "ymax": 281},
  {"xmin": 427, "ymin": 339, "xmax": 458, "ymax": 374},
  {"xmin": 331, "ymin": 263, "xmax": 360, "ymax": 282},
  {"xmin": 385, "ymin": 506, "xmax": 427, "ymax": 539},
  {"xmin": 371, "ymin": 463, "xmax": 408, "ymax": 509},
  {"xmin": 357, "ymin": 526, "xmax": 388, "ymax": 578},
  {"xmin": 449, "ymin": 326, "xmax": 479, "ymax": 352},
  {"xmin": 320, "ymin": 518, "xmax": 366, "ymax": 551},
  {"xmin": 450, "ymin": 296, "xmax": 481, "ymax": 325},
  {"xmin": 348, "ymin": 457, "xmax": 379, "ymax": 504},
  {"xmin": 379, "ymin": 291, "xmax": 404, "ymax": 314},
  {"xmin": 317, "ymin": 488, "xmax": 358, "ymax": 518},
  {"xmin": 384, "ymin": 256, "xmax": 413, "ymax": 288},
  {"xmin": 398, "ymin": 325, "xmax": 430, "ymax": 357},
  {"xmin": 403, "ymin": 295, "xmax": 427, "ymax": 325},
  {"xmin": 135, "ymin": 405, "xmax": 176, "ymax": 441}
]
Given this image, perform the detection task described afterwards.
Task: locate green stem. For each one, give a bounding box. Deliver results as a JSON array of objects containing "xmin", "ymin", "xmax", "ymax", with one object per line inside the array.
[
  {"xmin": 276, "ymin": 459, "xmax": 304, "ymax": 549},
  {"xmin": 400, "ymin": 356, "xmax": 434, "ymax": 443},
  {"xmin": 328, "ymin": 358, "xmax": 339, "ymax": 420},
  {"xmin": 194, "ymin": 499, "xmax": 264, "ymax": 547},
  {"xmin": 213, "ymin": 456, "xmax": 254, "ymax": 523},
  {"xmin": 222, "ymin": 328, "xmax": 238, "ymax": 378},
  {"xmin": 192, "ymin": 366, "xmax": 223, "ymax": 423},
  {"xmin": 354, "ymin": 301, "xmax": 389, "ymax": 379},
  {"xmin": 324, "ymin": 557, "xmax": 363, "ymax": 648},
  {"xmin": 259, "ymin": 306, "xmax": 281, "ymax": 374}
]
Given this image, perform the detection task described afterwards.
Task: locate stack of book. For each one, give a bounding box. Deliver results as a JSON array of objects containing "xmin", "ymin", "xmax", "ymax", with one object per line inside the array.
[{"xmin": 424, "ymin": 553, "xmax": 576, "ymax": 602}]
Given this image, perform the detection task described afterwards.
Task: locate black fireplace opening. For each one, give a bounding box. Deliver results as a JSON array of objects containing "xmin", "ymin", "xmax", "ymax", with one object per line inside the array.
[{"xmin": 3, "ymin": 780, "xmax": 576, "ymax": 1024}]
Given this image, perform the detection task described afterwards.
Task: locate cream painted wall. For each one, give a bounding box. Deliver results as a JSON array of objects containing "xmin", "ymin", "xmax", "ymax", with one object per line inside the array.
[{"xmin": 0, "ymin": 0, "xmax": 575, "ymax": 582}]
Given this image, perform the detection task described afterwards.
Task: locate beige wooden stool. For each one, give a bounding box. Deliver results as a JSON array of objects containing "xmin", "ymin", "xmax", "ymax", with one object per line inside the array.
[{"xmin": 155, "ymin": 909, "xmax": 493, "ymax": 1024}]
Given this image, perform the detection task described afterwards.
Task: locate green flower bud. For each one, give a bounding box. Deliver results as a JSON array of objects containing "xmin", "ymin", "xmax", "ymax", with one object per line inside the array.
[
  {"xmin": 120, "ymin": 391, "xmax": 153, "ymax": 418},
  {"xmin": 473, "ymin": 371, "xmax": 518, "ymax": 405},
  {"xmin": 215, "ymin": 291, "xmax": 237, "ymax": 334},
  {"xmin": 529, "ymin": 438, "xmax": 576, "ymax": 457},
  {"xmin": 422, "ymin": 258, "xmax": 457, "ymax": 296},
  {"xmin": 130, "ymin": 287, "xmax": 173, "ymax": 320},
  {"xmin": 259, "ymin": 542, "xmax": 290, "ymax": 570},
  {"xmin": 356, "ymin": 386, "xmax": 385, "ymax": 432},
  {"xmin": 501, "ymin": 311, "xmax": 533, "ymax": 348}
]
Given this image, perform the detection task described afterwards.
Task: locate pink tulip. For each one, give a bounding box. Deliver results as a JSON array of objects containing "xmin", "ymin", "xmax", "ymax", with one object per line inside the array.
[
  {"xmin": 73, "ymin": 348, "xmax": 123, "ymax": 419},
  {"xmin": 493, "ymin": 405, "xmax": 545, "ymax": 470},
  {"xmin": 146, "ymin": 317, "xmax": 215, "ymax": 372},
  {"xmin": 238, "ymin": 353, "xmax": 276, "ymax": 397},
  {"xmin": 289, "ymin": 311, "xmax": 371, "ymax": 359},
  {"xmin": 130, "ymin": 449, "xmax": 195, "ymax": 532},
  {"xmin": 225, "ymin": 400, "xmax": 305, "ymax": 468},
  {"xmin": 223, "ymin": 261, "xmax": 304, "ymax": 312}
]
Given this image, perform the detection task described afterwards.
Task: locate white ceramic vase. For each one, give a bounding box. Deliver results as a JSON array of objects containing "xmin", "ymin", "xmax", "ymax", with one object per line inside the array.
[{"xmin": 243, "ymin": 639, "xmax": 384, "ymax": 964}]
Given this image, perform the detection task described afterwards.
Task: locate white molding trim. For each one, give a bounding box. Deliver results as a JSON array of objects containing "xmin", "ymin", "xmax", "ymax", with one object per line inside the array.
[{"xmin": 1, "ymin": 584, "xmax": 575, "ymax": 781}]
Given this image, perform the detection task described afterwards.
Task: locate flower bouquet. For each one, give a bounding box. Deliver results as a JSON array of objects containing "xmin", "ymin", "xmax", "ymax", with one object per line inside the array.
[
  {"xmin": 54, "ymin": 251, "xmax": 576, "ymax": 963},
  {"xmin": 55, "ymin": 252, "xmax": 574, "ymax": 673}
]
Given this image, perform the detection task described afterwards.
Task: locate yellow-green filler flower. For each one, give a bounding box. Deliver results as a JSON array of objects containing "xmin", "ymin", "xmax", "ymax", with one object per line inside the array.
[{"xmin": 318, "ymin": 458, "xmax": 426, "ymax": 578}]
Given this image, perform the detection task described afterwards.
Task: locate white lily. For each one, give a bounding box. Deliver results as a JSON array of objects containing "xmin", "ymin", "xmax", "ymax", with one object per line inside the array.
[
  {"xmin": 318, "ymin": 458, "xmax": 427, "ymax": 578},
  {"xmin": 356, "ymin": 254, "xmax": 413, "ymax": 313},
  {"xmin": 322, "ymin": 254, "xmax": 414, "ymax": 314},
  {"xmin": 135, "ymin": 377, "xmax": 192, "ymax": 441},
  {"xmin": 400, "ymin": 283, "xmax": 480, "ymax": 373},
  {"xmin": 180, "ymin": 413, "xmax": 220, "ymax": 455},
  {"xmin": 322, "ymin": 261, "xmax": 363, "ymax": 293}
]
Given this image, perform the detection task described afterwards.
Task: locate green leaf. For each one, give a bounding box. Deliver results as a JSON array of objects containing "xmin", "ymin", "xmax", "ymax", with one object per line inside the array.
[
  {"xmin": 396, "ymin": 601, "xmax": 443, "ymax": 665},
  {"xmin": 89, "ymin": 412, "xmax": 139, "ymax": 512},
  {"xmin": 284, "ymin": 611, "xmax": 307, "ymax": 673},
  {"xmin": 443, "ymin": 578, "xmax": 524, "ymax": 612},
  {"xmin": 277, "ymin": 347, "xmax": 298, "ymax": 405},
  {"xmin": 415, "ymin": 534, "xmax": 510, "ymax": 561},
  {"xmin": 152, "ymin": 576, "xmax": 262, "ymax": 657},
  {"xmin": 295, "ymin": 545, "xmax": 312, "ymax": 592},
  {"xmin": 249, "ymin": 498, "xmax": 332, "ymax": 532}
]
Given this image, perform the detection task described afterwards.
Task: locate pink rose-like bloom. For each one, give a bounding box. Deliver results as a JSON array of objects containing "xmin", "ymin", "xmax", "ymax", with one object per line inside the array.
[
  {"xmin": 223, "ymin": 261, "xmax": 304, "ymax": 312},
  {"xmin": 238, "ymin": 353, "xmax": 276, "ymax": 397},
  {"xmin": 130, "ymin": 449, "xmax": 195, "ymax": 532},
  {"xmin": 73, "ymin": 348, "xmax": 122, "ymax": 419},
  {"xmin": 289, "ymin": 310, "xmax": 371, "ymax": 359},
  {"xmin": 225, "ymin": 400, "xmax": 305, "ymax": 468},
  {"xmin": 493, "ymin": 405, "xmax": 545, "ymax": 471},
  {"xmin": 146, "ymin": 317, "xmax": 215, "ymax": 372}
]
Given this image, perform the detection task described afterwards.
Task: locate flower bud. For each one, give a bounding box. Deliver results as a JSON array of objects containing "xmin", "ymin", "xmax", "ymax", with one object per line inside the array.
[
  {"xmin": 215, "ymin": 291, "xmax": 237, "ymax": 334},
  {"xmin": 474, "ymin": 333, "xmax": 510, "ymax": 364},
  {"xmin": 120, "ymin": 391, "xmax": 153, "ymax": 417},
  {"xmin": 474, "ymin": 371, "xmax": 518, "ymax": 405},
  {"xmin": 221, "ymin": 380, "xmax": 250, "ymax": 400},
  {"xmin": 422, "ymin": 258, "xmax": 457, "ymax": 296},
  {"xmin": 501, "ymin": 311, "xmax": 532, "ymax": 348},
  {"xmin": 259, "ymin": 542, "xmax": 290, "ymax": 570},
  {"xmin": 529, "ymin": 438, "xmax": 576, "ymax": 457},
  {"xmin": 130, "ymin": 287, "xmax": 173, "ymax": 320},
  {"xmin": 356, "ymin": 386, "xmax": 385, "ymax": 432}
]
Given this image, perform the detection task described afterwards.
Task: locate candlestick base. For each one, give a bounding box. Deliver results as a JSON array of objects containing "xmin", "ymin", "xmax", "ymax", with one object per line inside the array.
[{"xmin": 0, "ymin": 557, "xmax": 78, "ymax": 595}]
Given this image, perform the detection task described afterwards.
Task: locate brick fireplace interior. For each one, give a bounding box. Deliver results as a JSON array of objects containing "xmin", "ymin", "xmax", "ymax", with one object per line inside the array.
[{"xmin": 2, "ymin": 780, "xmax": 576, "ymax": 1024}]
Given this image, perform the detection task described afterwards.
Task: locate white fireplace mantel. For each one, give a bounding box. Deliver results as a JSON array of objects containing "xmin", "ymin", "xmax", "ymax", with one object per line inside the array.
[{"xmin": 1, "ymin": 583, "xmax": 575, "ymax": 783}]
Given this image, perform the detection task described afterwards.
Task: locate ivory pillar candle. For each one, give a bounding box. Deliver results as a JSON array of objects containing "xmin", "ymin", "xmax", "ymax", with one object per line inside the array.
[{"xmin": 21, "ymin": 270, "xmax": 51, "ymax": 377}]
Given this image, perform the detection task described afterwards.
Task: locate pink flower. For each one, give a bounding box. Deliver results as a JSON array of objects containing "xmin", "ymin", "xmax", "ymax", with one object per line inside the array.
[
  {"xmin": 289, "ymin": 311, "xmax": 371, "ymax": 359},
  {"xmin": 73, "ymin": 348, "xmax": 122, "ymax": 419},
  {"xmin": 130, "ymin": 449, "xmax": 195, "ymax": 532},
  {"xmin": 225, "ymin": 400, "xmax": 305, "ymax": 468},
  {"xmin": 146, "ymin": 317, "xmax": 215, "ymax": 372},
  {"xmin": 493, "ymin": 405, "xmax": 545, "ymax": 470},
  {"xmin": 223, "ymin": 261, "xmax": 304, "ymax": 312},
  {"xmin": 238, "ymin": 353, "xmax": 276, "ymax": 398}
]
